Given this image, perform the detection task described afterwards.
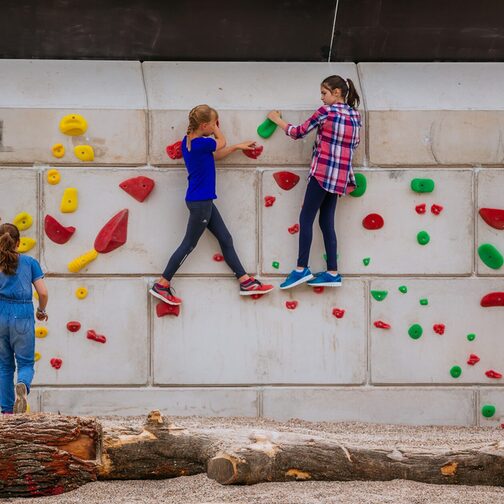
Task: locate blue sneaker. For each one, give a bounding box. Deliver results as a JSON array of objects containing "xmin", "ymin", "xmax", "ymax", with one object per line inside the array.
[
  {"xmin": 280, "ymin": 268, "xmax": 314, "ymax": 289},
  {"xmin": 307, "ymin": 272, "xmax": 342, "ymax": 287}
]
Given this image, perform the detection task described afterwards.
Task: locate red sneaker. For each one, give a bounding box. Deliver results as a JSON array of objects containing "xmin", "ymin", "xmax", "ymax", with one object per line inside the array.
[
  {"xmin": 240, "ymin": 277, "xmax": 274, "ymax": 296},
  {"xmin": 149, "ymin": 283, "xmax": 182, "ymax": 306}
]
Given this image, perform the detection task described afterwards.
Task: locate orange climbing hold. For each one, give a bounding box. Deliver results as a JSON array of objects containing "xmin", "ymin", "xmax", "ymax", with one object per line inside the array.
[
  {"xmin": 288, "ymin": 224, "xmax": 299, "ymax": 234},
  {"xmin": 273, "ymin": 171, "xmax": 300, "ymax": 191},
  {"xmin": 87, "ymin": 329, "xmax": 106, "ymax": 344},
  {"xmin": 119, "ymin": 176, "xmax": 155, "ymax": 202},
  {"xmin": 479, "ymin": 208, "xmax": 504, "ymax": 230},
  {"xmin": 431, "ymin": 204, "xmax": 444, "ymax": 215},
  {"xmin": 66, "ymin": 321, "xmax": 81, "ymax": 332},
  {"xmin": 44, "ymin": 215, "xmax": 76, "ymax": 244},
  {"xmin": 485, "ymin": 370, "xmax": 502, "ymax": 379},
  {"xmin": 213, "ymin": 253, "xmax": 224, "ymax": 262},
  {"xmin": 480, "ymin": 292, "xmax": 504, "ymax": 307},
  {"xmin": 243, "ymin": 144, "xmax": 263, "ymax": 159},
  {"xmin": 332, "ymin": 308, "xmax": 345, "ymax": 319},
  {"xmin": 433, "ymin": 323, "xmax": 445, "ymax": 335},
  {"xmin": 50, "ymin": 358, "xmax": 62, "ymax": 370},
  {"xmin": 166, "ymin": 141, "xmax": 183, "ymax": 160},
  {"xmin": 264, "ymin": 196, "xmax": 276, "ymax": 207},
  {"xmin": 374, "ymin": 320, "xmax": 391, "ymax": 329},
  {"xmin": 94, "ymin": 209, "xmax": 129, "ymax": 254},
  {"xmin": 156, "ymin": 302, "xmax": 180, "ymax": 317},
  {"xmin": 286, "ymin": 301, "xmax": 298, "ymax": 310},
  {"xmin": 362, "ymin": 213, "xmax": 384, "ymax": 230},
  {"xmin": 415, "ymin": 204, "xmax": 426, "ymax": 214},
  {"xmin": 467, "ymin": 354, "xmax": 480, "ymax": 366}
]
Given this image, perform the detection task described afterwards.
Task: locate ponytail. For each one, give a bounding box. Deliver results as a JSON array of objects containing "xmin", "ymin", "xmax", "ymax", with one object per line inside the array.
[
  {"xmin": 346, "ymin": 78, "xmax": 360, "ymax": 109},
  {"xmin": 0, "ymin": 223, "xmax": 20, "ymax": 276},
  {"xmin": 185, "ymin": 104, "xmax": 219, "ymax": 152},
  {"xmin": 321, "ymin": 75, "xmax": 360, "ymax": 109}
]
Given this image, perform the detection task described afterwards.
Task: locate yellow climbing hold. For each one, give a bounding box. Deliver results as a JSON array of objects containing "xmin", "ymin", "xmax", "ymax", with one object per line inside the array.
[
  {"xmin": 35, "ymin": 327, "xmax": 48, "ymax": 339},
  {"xmin": 68, "ymin": 249, "xmax": 98, "ymax": 273},
  {"xmin": 60, "ymin": 188, "xmax": 78, "ymax": 213},
  {"xmin": 47, "ymin": 169, "xmax": 61, "ymax": 185},
  {"xmin": 33, "ymin": 290, "xmax": 39, "ymax": 300},
  {"xmin": 17, "ymin": 237, "xmax": 36, "ymax": 253},
  {"xmin": 59, "ymin": 114, "xmax": 88, "ymax": 136},
  {"xmin": 51, "ymin": 143, "xmax": 65, "ymax": 158},
  {"xmin": 75, "ymin": 287, "xmax": 88, "ymax": 299},
  {"xmin": 74, "ymin": 145, "xmax": 94, "ymax": 162},
  {"xmin": 34, "ymin": 351, "xmax": 41, "ymax": 362},
  {"xmin": 13, "ymin": 212, "xmax": 33, "ymax": 231}
]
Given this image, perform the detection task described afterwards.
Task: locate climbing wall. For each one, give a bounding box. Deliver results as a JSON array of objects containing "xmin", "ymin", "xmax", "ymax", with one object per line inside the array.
[{"xmin": 0, "ymin": 60, "xmax": 503, "ymax": 427}]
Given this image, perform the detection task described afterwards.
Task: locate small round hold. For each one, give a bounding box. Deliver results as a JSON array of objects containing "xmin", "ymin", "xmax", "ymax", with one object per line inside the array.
[
  {"xmin": 450, "ymin": 365, "xmax": 462, "ymax": 378},
  {"xmin": 362, "ymin": 213, "xmax": 384, "ymax": 230},
  {"xmin": 417, "ymin": 231, "xmax": 430, "ymax": 245},
  {"xmin": 408, "ymin": 324, "xmax": 423, "ymax": 339}
]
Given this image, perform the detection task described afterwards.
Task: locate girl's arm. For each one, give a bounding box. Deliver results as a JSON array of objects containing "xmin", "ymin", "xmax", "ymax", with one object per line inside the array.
[
  {"xmin": 214, "ymin": 141, "xmax": 256, "ymax": 161},
  {"xmin": 33, "ymin": 278, "xmax": 48, "ymax": 320},
  {"xmin": 213, "ymin": 124, "xmax": 227, "ymax": 151},
  {"xmin": 268, "ymin": 107, "xmax": 328, "ymax": 140}
]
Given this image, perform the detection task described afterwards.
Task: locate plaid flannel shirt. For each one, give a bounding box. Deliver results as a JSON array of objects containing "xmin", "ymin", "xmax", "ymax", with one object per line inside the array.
[{"xmin": 286, "ymin": 103, "xmax": 361, "ymax": 195}]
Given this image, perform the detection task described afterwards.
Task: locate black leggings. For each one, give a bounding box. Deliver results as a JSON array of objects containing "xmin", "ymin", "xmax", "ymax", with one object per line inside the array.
[
  {"xmin": 297, "ymin": 177, "xmax": 339, "ymax": 271},
  {"xmin": 163, "ymin": 200, "xmax": 247, "ymax": 281}
]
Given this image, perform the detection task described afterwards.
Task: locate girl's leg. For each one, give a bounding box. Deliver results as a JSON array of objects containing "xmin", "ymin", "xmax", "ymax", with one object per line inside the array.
[
  {"xmin": 318, "ymin": 191, "xmax": 339, "ymax": 272},
  {"xmin": 0, "ymin": 321, "xmax": 16, "ymax": 414},
  {"xmin": 10, "ymin": 314, "xmax": 35, "ymax": 394}
]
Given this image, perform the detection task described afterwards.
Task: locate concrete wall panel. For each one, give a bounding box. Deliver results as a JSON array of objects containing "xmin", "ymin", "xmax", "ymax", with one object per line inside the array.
[{"xmin": 479, "ymin": 389, "xmax": 504, "ymax": 427}]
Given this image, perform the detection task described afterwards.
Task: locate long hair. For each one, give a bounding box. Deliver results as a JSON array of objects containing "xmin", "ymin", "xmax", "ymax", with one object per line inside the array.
[
  {"xmin": 0, "ymin": 223, "xmax": 20, "ymax": 275},
  {"xmin": 186, "ymin": 104, "xmax": 218, "ymax": 151},
  {"xmin": 321, "ymin": 75, "xmax": 360, "ymax": 109}
]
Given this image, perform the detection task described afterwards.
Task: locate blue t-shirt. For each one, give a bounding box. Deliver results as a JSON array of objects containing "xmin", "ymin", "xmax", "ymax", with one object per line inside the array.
[
  {"xmin": 0, "ymin": 255, "xmax": 44, "ymax": 301},
  {"xmin": 182, "ymin": 136, "xmax": 217, "ymax": 201}
]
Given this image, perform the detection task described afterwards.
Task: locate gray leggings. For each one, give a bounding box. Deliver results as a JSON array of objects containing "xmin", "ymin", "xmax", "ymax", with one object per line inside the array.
[{"xmin": 162, "ymin": 200, "xmax": 247, "ymax": 281}]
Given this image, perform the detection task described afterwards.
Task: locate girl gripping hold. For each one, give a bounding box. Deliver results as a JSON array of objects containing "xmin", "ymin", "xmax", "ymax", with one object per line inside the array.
[
  {"xmin": 150, "ymin": 104, "xmax": 274, "ymax": 305},
  {"xmin": 0, "ymin": 223, "xmax": 48, "ymax": 414},
  {"xmin": 267, "ymin": 75, "xmax": 361, "ymax": 289}
]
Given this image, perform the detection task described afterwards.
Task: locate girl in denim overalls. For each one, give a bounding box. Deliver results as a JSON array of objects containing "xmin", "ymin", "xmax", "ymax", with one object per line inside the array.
[{"xmin": 0, "ymin": 223, "xmax": 48, "ymax": 414}]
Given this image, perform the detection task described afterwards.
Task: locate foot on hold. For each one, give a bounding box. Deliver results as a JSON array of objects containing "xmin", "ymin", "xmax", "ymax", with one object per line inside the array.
[
  {"xmin": 307, "ymin": 272, "xmax": 342, "ymax": 287},
  {"xmin": 13, "ymin": 383, "xmax": 28, "ymax": 414},
  {"xmin": 149, "ymin": 283, "xmax": 182, "ymax": 306},
  {"xmin": 240, "ymin": 277, "xmax": 274, "ymax": 296},
  {"xmin": 280, "ymin": 268, "xmax": 313, "ymax": 289}
]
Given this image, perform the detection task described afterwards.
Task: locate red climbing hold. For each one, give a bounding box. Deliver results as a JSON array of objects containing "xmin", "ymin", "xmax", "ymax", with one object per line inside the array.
[
  {"xmin": 288, "ymin": 224, "xmax": 299, "ymax": 235},
  {"xmin": 480, "ymin": 292, "xmax": 504, "ymax": 307},
  {"xmin": 332, "ymin": 308, "xmax": 345, "ymax": 319},
  {"xmin": 415, "ymin": 204, "xmax": 426, "ymax": 215},
  {"xmin": 479, "ymin": 208, "xmax": 504, "ymax": 230},
  {"xmin": 119, "ymin": 176, "xmax": 155, "ymax": 203},
  {"xmin": 87, "ymin": 329, "xmax": 107, "ymax": 344},
  {"xmin": 213, "ymin": 253, "xmax": 224, "ymax": 262},
  {"xmin": 374, "ymin": 320, "xmax": 391, "ymax": 329},
  {"xmin": 94, "ymin": 209, "xmax": 129, "ymax": 254},
  {"xmin": 166, "ymin": 140, "xmax": 183, "ymax": 160},
  {"xmin": 273, "ymin": 171, "xmax": 300, "ymax": 191},
  {"xmin": 50, "ymin": 358, "xmax": 62, "ymax": 370},
  {"xmin": 243, "ymin": 144, "xmax": 263, "ymax": 159},
  {"xmin": 251, "ymin": 294, "xmax": 264, "ymax": 299},
  {"xmin": 433, "ymin": 323, "xmax": 445, "ymax": 335},
  {"xmin": 431, "ymin": 204, "xmax": 444, "ymax": 215},
  {"xmin": 485, "ymin": 370, "xmax": 502, "ymax": 379},
  {"xmin": 362, "ymin": 213, "xmax": 384, "ymax": 230},
  {"xmin": 313, "ymin": 287, "xmax": 324, "ymax": 294},
  {"xmin": 286, "ymin": 301, "xmax": 298, "ymax": 310},
  {"xmin": 156, "ymin": 302, "xmax": 180, "ymax": 317},
  {"xmin": 44, "ymin": 215, "xmax": 76, "ymax": 245},
  {"xmin": 467, "ymin": 354, "xmax": 480, "ymax": 366},
  {"xmin": 264, "ymin": 196, "xmax": 276, "ymax": 207},
  {"xmin": 66, "ymin": 321, "xmax": 81, "ymax": 332}
]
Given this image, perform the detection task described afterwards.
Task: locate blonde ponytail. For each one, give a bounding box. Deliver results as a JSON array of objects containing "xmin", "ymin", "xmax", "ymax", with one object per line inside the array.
[{"xmin": 185, "ymin": 104, "xmax": 219, "ymax": 152}]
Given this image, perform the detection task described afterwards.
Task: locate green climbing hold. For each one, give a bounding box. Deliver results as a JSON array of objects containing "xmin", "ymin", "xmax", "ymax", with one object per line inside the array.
[
  {"xmin": 467, "ymin": 333, "xmax": 476, "ymax": 341},
  {"xmin": 323, "ymin": 253, "xmax": 327, "ymax": 262},
  {"xmin": 257, "ymin": 117, "xmax": 278, "ymax": 139},
  {"xmin": 478, "ymin": 243, "xmax": 504, "ymax": 270},
  {"xmin": 363, "ymin": 257, "xmax": 370, "ymax": 266},
  {"xmin": 450, "ymin": 365, "xmax": 462, "ymax": 378},
  {"xmin": 408, "ymin": 324, "xmax": 423, "ymax": 339},
  {"xmin": 398, "ymin": 285, "xmax": 408, "ymax": 294},
  {"xmin": 350, "ymin": 173, "xmax": 367, "ymax": 198},
  {"xmin": 481, "ymin": 404, "xmax": 496, "ymax": 418},
  {"xmin": 272, "ymin": 261, "xmax": 280, "ymax": 269},
  {"xmin": 411, "ymin": 178, "xmax": 435, "ymax": 193},
  {"xmin": 417, "ymin": 231, "xmax": 430, "ymax": 245},
  {"xmin": 371, "ymin": 290, "xmax": 388, "ymax": 301},
  {"xmin": 419, "ymin": 298, "xmax": 429, "ymax": 306}
]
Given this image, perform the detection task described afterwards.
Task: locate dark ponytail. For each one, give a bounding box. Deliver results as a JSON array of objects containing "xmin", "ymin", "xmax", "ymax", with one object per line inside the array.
[
  {"xmin": 0, "ymin": 223, "xmax": 20, "ymax": 276},
  {"xmin": 321, "ymin": 75, "xmax": 360, "ymax": 109}
]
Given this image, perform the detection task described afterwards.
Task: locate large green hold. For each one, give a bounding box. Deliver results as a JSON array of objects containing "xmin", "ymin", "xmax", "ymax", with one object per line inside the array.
[
  {"xmin": 478, "ymin": 243, "xmax": 504, "ymax": 270},
  {"xmin": 408, "ymin": 324, "xmax": 423, "ymax": 339},
  {"xmin": 371, "ymin": 290, "xmax": 388, "ymax": 301},
  {"xmin": 481, "ymin": 404, "xmax": 496, "ymax": 418},
  {"xmin": 411, "ymin": 178, "xmax": 435, "ymax": 193},
  {"xmin": 257, "ymin": 118, "xmax": 278, "ymax": 139},
  {"xmin": 350, "ymin": 173, "xmax": 367, "ymax": 197}
]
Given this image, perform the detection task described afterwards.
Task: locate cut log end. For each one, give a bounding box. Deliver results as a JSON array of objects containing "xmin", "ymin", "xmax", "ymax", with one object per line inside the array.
[{"xmin": 207, "ymin": 455, "xmax": 240, "ymax": 485}]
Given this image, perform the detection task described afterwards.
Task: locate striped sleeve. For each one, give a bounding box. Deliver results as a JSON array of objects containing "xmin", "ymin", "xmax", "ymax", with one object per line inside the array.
[{"xmin": 286, "ymin": 106, "xmax": 329, "ymax": 139}]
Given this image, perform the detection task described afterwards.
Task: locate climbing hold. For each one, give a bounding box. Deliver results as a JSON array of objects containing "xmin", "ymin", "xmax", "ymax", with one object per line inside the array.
[
  {"xmin": 17, "ymin": 237, "xmax": 36, "ymax": 253},
  {"xmin": 362, "ymin": 213, "xmax": 384, "ymax": 230},
  {"xmin": 467, "ymin": 354, "xmax": 480, "ymax": 366},
  {"xmin": 332, "ymin": 308, "xmax": 345, "ymax": 319},
  {"xmin": 46, "ymin": 169, "xmax": 61, "ymax": 185},
  {"xmin": 213, "ymin": 253, "xmax": 224, "ymax": 262},
  {"xmin": 450, "ymin": 366, "xmax": 462, "ymax": 378},
  {"xmin": 478, "ymin": 244, "xmax": 503, "ymax": 270},
  {"xmin": 75, "ymin": 287, "xmax": 88, "ymax": 299},
  {"xmin": 411, "ymin": 178, "xmax": 435, "ymax": 193},
  {"xmin": 273, "ymin": 171, "xmax": 300, "ymax": 191},
  {"xmin": 408, "ymin": 324, "xmax": 423, "ymax": 339},
  {"xmin": 33, "ymin": 290, "xmax": 39, "ymax": 300},
  {"xmin": 419, "ymin": 298, "xmax": 429, "ymax": 306},
  {"xmin": 371, "ymin": 290, "xmax": 388, "ymax": 301},
  {"xmin": 156, "ymin": 302, "xmax": 180, "ymax": 317},
  {"xmin": 13, "ymin": 212, "xmax": 33, "ymax": 231},
  {"xmin": 68, "ymin": 249, "xmax": 99, "ymax": 273},
  {"xmin": 466, "ymin": 333, "xmax": 476, "ymax": 342},
  {"xmin": 417, "ymin": 231, "xmax": 430, "ymax": 245},
  {"xmin": 119, "ymin": 176, "xmax": 155, "ymax": 202},
  {"xmin": 87, "ymin": 329, "xmax": 106, "ymax": 344},
  {"xmin": 415, "ymin": 203, "xmax": 426, "ymax": 215},
  {"xmin": 363, "ymin": 257, "xmax": 370, "ymax": 266},
  {"xmin": 374, "ymin": 320, "xmax": 391, "ymax": 329},
  {"xmin": 94, "ymin": 209, "xmax": 129, "ymax": 254},
  {"xmin": 34, "ymin": 352, "xmax": 41, "ymax": 362},
  {"xmin": 59, "ymin": 114, "xmax": 88, "ymax": 136},
  {"xmin": 44, "ymin": 215, "xmax": 76, "ymax": 244},
  {"xmin": 431, "ymin": 204, "xmax": 444, "ymax": 215},
  {"xmin": 66, "ymin": 321, "xmax": 81, "ymax": 332},
  {"xmin": 485, "ymin": 370, "xmax": 502, "ymax": 379},
  {"xmin": 288, "ymin": 224, "xmax": 299, "ymax": 234},
  {"xmin": 166, "ymin": 140, "xmax": 183, "ymax": 160},
  {"xmin": 272, "ymin": 261, "xmax": 280, "ymax": 269},
  {"xmin": 433, "ymin": 324, "xmax": 445, "ymax": 335},
  {"xmin": 243, "ymin": 144, "xmax": 263, "ymax": 159},
  {"xmin": 479, "ymin": 208, "xmax": 504, "ymax": 230},
  {"xmin": 481, "ymin": 405, "xmax": 496, "ymax": 418},
  {"xmin": 257, "ymin": 117, "xmax": 278, "ymax": 139},
  {"xmin": 323, "ymin": 253, "xmax": 328, "ymax": 262},
  {"xmin": 50, "ymin": 358, "xmax": 62, "ymax": 370},
  {"xmin": 349, "ymin": 173, "xmax": 367, "ymax": 198},
  {"xmin": 251, "ymin": 294, "xmax": 264, "ymax": 299},
  {"xmin": 51, "ymin": 143, "xmax": 65, "ymax": 158},
  {"xmin": 60, "ymin": 188, "xmax": 78, "ymax": 213},
  {"xmin": 285, "ymin": 301, "xmax": 298, "ymax": 310},
  {"xmin": 35, "ymin": 327, "xmax": 48, "ymax": 339},
  {"xmin": 264, "ymin": 196, "xmax": 276, "ymax": 207},
  {"xmin": 74, "ymin": 145, "xmax": 94, "ymax": 162},
  {"xmin": 398, "ymin": 285, "xmax": 408, "ymax": 294},
  {"xmin": 480, "ymin": 292, "xmax": 504, "ymax": 307},
  {"xmin": 313, "ymin": 286, "xmax": 324, "ymax": 294}
]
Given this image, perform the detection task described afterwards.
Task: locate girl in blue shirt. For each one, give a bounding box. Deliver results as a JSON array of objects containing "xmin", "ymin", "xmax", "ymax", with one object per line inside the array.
[{"xmin": 0, "ymin": 223, "xmax": 48, "ymax": 414}]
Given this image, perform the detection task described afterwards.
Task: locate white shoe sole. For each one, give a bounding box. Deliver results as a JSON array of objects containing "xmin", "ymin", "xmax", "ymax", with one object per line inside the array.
[
  {"xmin": 308, "ymin": 282, "xmax": 342, "ymax": 287},
  {"xmin": 279, "ymin": 274, "xmax": 314, "ymax": 290},
  {"xmin": 14, "ymin": 383, "xmax": 27, "ymax": 414},
  {"xmin": 149, "ymin": 289, "xmax": 182, "ymax": 306},
  {"xmin": 240, "ymin": 286, "xmax": 274, "ymax": 296}
]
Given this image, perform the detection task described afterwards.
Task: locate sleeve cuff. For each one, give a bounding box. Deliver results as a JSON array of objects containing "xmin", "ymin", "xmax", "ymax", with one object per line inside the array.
[{"xmin": 285, "ymin": 125, "xmax": 293, "ymax": 136}]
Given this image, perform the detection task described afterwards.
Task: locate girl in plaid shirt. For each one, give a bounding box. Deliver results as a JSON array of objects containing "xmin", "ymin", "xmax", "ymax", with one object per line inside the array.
[{"xmin": 267, "ymin": 75, "xmax": 361, "ymax": 289}]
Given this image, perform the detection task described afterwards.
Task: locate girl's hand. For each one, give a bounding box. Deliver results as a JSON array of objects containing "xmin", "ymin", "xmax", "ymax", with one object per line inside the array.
[
  {"xmin": 36, "ymin": 308, "xmax": 48, "ymax": 321},
  {"xmin": 267, "ymin": 110, "xmax": 282, "ymax": 122},
  {"xmin": 235, "ymin": 141, "xmax": 256, "ymax": 151}
]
